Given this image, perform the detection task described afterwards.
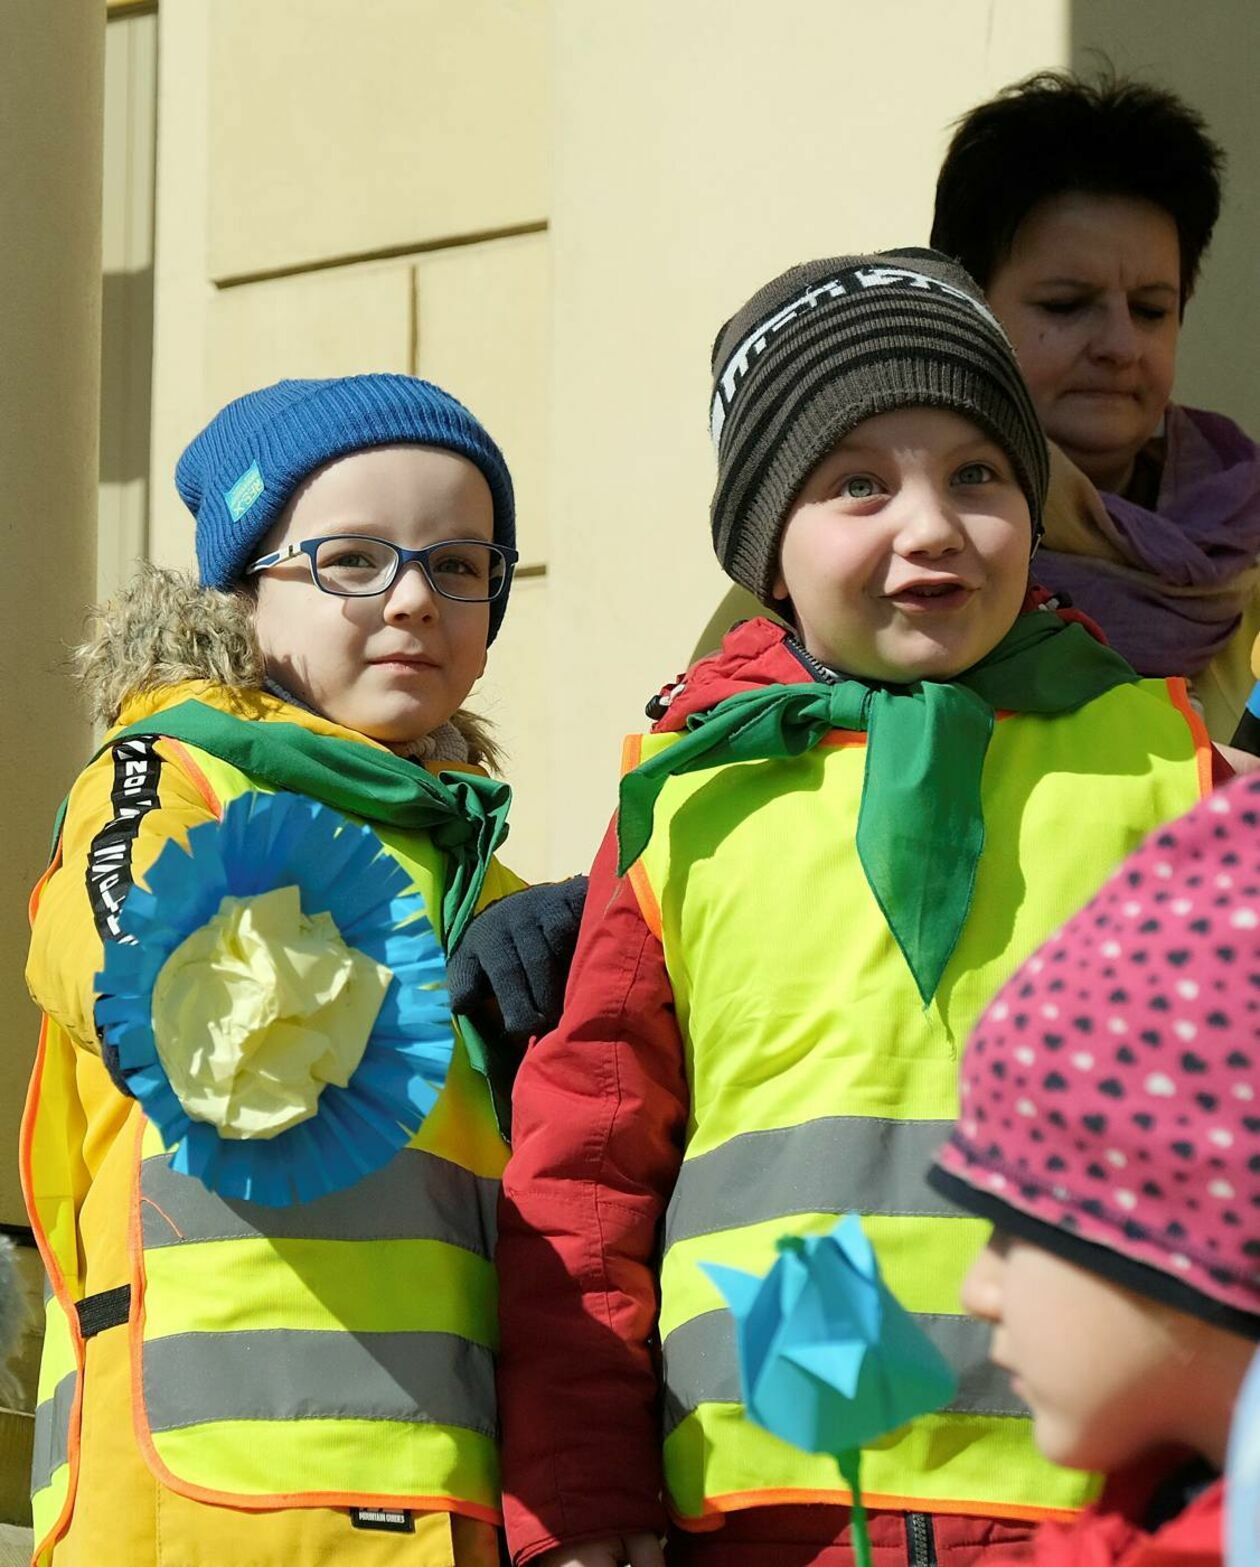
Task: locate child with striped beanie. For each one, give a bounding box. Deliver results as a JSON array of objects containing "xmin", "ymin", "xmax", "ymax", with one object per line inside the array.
[{"xmin": 930, "ymin": 773, "xmax": 1260, "ymax": 1565}]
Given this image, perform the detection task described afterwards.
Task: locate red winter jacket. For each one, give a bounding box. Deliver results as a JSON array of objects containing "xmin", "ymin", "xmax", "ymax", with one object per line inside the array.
[
  {"xmin": 497, "ymin": 620, "xmax": 801, "ymax": 1564},
  {"xmin": 496, "ymin": 613, "xmax": 1229, "ymax": 1567},
  {"xmin": 981, "ymin": 1466, "xmax": 1222, "ymax": 1567}
]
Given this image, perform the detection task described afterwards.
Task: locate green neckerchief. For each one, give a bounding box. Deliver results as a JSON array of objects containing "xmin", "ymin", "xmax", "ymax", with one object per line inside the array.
[
  {"xmin": 93, "ymin": 697, "xmax": 512, "ymax": 954},
  {"xmin": 618, "ymin": 615, "xmax": 1137, "ymax": 1005}
]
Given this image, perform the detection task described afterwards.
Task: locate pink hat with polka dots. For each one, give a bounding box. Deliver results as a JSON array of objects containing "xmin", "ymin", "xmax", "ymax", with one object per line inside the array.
[{"xmin": 929, "ymin": 772, "xmax": 1260, "ymax": 1338}]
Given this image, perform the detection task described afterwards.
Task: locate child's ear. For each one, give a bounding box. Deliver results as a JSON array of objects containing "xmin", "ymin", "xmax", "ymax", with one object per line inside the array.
[{"xmin": 771, "ymin": 567, "xmax": 788, "ymax": 601}]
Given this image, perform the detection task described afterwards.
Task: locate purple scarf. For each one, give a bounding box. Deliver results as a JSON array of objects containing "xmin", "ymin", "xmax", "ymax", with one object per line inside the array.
[{"xmin": 1034, "ymin": 405, "xmax": 1260, "ymax": 676}]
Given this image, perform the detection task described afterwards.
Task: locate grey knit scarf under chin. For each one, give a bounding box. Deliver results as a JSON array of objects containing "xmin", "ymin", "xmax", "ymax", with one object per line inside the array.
[{"xmin": 261, "ymin": 675, "xmax": 470, "ymax": 766}]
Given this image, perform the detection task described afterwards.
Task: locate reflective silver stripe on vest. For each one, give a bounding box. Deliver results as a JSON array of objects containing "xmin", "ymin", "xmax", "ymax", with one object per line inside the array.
[
  {"xmin": 30, "ymin": 1368, "xmax": 76, "ymax": 1497},
  {"xmin": 140, "ymin": 1146, "xmax": 497, "ymax": 1257},
  {"xmin": 664, "ymin": 1117, "xmax": 954, "ymax": 1250},
  {"xmin": 661, "ymin": 1308, "xmax": 1027, "ymax": 1436},
  {"xmin": 143, "ymin": 1329, "xmax": 496, "ymax": 1439}
]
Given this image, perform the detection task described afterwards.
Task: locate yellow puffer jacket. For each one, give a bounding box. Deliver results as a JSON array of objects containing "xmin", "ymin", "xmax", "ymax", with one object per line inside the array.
[{"xmin": 22, "ymin": 573, "xmax": 519, "ymax": 1567}]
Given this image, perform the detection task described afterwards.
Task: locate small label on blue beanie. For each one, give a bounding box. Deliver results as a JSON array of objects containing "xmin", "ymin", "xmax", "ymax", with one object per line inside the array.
[{"xmin": 225, "ymin": 461, "xmax": 265, "ymax": 522}]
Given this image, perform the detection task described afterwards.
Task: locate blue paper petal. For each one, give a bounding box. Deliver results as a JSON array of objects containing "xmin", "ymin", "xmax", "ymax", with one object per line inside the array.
[
  {"xmin": 95, "ymin": 792, "xmax": 453, "ymax": 1206},
  {"xmin": 833, "ymin": 1212, "xmax": 878, "ymax": 1281},
  {"xmin": 781, "ymin": 1339, "xmax": 867, "ymax": 1401},
  {"xmin": 702, "ymin": 1214, "xmax": 959, "ymax": 1459}
]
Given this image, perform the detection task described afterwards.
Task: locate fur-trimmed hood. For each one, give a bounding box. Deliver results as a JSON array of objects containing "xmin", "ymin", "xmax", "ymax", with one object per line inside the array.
[{"xmin": 73, "ymin": 565, "xmax": 500, "ymax": 769}]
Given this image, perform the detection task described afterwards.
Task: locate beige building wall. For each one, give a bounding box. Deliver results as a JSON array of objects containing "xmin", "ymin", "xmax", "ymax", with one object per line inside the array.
[
  {"xmin": 0, "ymin": 0, "xmax": 105, "ymax": 1526},
  {"xmin": 0, "ymin": 5, "xmax": 105, "ymax": 1226},
  {"xmin": 99, "ymin": 6, "xmax": 158, "ymax": 601},
  {"xmin": 545, "ymin": 0, "xmax": 1071, "ymax": 871}
]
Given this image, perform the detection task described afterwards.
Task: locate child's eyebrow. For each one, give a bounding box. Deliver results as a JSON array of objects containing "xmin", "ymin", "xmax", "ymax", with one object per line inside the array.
[
  {"xmin": 829, "ymin": 436, "xmax": 899, "ymax": 456},
  {"xmin": 831, "ymin": 434, "xmax": 1007, "ymax": 460},
  {"xmin": 307, "ymin": 518, "xmax": 426, "ymax": 536}
]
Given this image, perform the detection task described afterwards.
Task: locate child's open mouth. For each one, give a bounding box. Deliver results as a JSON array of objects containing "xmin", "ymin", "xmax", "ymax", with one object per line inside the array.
[{"xmin": 887, "ymin": 582, "xmax": 972, "ymax": 612}]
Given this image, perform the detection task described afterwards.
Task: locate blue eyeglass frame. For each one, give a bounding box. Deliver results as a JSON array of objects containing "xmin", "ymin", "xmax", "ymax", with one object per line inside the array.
[{"xmin": 246, "ymin": 534, "xmax": 520, "ymax": 602}]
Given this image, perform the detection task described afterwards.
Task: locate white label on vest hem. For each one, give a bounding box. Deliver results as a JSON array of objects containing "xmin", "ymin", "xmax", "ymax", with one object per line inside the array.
[{"xmin": 349, "ymin": 1508, "xmax": 415, "ymax": 1533}]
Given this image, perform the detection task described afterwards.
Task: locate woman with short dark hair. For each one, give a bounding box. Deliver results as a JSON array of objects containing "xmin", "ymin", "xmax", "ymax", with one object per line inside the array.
[{"xmin": 933, "ymin": 71, "xmax": 1260, "ymax": 743}]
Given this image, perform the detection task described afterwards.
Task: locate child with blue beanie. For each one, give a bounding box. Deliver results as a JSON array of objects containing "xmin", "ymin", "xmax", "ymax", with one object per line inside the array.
[{"xmin": 22, "ymin": 375, "xmax": 523, "ymax": 1565}]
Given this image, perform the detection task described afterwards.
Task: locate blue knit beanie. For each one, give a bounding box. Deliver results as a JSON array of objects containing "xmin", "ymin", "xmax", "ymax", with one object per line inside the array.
[{"xmin": 176, "ymin": 374, "xmax": 517, "ymax": 641}]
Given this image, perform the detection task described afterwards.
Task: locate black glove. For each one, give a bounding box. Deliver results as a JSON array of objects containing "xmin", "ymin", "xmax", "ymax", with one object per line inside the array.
[{"xmin": 447, "ymin": 875, "xmax": 589, "ymax": 1042}]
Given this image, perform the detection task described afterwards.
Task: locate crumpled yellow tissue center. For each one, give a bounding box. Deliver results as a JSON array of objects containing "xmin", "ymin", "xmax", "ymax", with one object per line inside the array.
[{"xmin": 150, "ymin": 884, "xmax": 392, "ymax": 1140}]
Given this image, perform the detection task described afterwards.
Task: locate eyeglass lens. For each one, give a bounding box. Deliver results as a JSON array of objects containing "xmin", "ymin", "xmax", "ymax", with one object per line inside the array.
[{"xmin": 312, "ymin": 537, "xmax": 508, "ymax": 600}]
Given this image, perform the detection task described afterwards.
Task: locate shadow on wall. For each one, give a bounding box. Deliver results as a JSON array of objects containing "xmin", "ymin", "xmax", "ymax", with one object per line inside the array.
[
  {"xmin": 99, "ymin": 266, "xmax": 154, "ymax": 488},
  {"xmin": 1071, "ymin": 0, "xmax": 1260, "ymax": 439}
]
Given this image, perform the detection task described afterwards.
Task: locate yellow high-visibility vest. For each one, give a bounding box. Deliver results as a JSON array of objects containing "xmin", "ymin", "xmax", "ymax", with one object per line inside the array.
[
  {"xmin": 622, "ymin": 677, "xmax": 1209, "ymax": 1527},
  {"xmin": 25, "ymin": 721, "xmax": 515, "ymax": 1564}
]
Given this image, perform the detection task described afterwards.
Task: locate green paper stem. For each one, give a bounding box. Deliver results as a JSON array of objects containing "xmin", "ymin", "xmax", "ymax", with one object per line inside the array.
[{"xmin": 838, "ymin": 1448, "xmax": 872, "ymax": 1567}]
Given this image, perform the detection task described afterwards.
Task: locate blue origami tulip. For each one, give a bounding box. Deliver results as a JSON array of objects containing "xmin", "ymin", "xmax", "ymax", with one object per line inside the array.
[
  {"xmin": 703, "ymin": 1214, "xmax": 957, "ymax": 1567},
  {"xmin": 95, "ymin": 791, "xmax": 452, "ymax": 1206}
]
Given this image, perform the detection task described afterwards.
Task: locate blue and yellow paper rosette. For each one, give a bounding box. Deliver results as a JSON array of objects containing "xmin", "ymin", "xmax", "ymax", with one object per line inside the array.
[{"xmin": 95, "ymin": 791, "xmax": 452, "ymax": 1205}]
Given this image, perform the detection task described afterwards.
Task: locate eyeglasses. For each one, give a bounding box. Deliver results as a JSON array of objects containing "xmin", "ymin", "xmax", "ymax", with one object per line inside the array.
[{"xmin": 247, "ymin": 535, "xmax": 518, "ymax": 602}]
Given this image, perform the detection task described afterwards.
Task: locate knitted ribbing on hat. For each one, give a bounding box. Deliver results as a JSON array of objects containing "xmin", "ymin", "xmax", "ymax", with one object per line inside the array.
[
  {"xmin": 931, "ymin": 773, "xmax": 1260, "ymax": 1337},
  {"xmin": 708, "ymin": 249, "xmax": 1048, "ymax": 607}
]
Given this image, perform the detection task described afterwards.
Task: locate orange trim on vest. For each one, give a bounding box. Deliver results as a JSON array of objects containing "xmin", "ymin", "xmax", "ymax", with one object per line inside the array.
[
  {"xmin": 626, "ymin": 859, "xmax": 663, "ymax": 941},
  {"xmin": 817, "ymin": 715, "xmax": 1031, "ymax": 747},
  {"xmin": 815, "ymin": 730, "xmax": 868, "ymax": 750},
  {"xmin": 158, "ymin": 738, "xmax": 223, "ymax": 819},
  {"xmin": 1165, "ymin": 677, "xmax": 1214, "ymax": 798},
  {"xmin": 20, "ymin": 1023, "xmax": 55, "ymax": 1287},
  {"xmin": 123, "ymin": 1116, "xmax": 501, "ymax": 1525},
  {"xmin": 28, "ymin": 845, "xmax": 62, "ymax": 927},
  {"xmin": 620, "ymin": 734, "xmax": 665, "ymax": 935},
  {"xmin": 670, "ymin": 1485, "xmax": 1082, "ymax": 1531},
  {"xmin": 20, "ymin": 1014, "xmax": 87, "ymax": 1559}
]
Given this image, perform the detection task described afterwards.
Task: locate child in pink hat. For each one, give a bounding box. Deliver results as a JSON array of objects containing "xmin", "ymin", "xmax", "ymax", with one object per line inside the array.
[{"xmin": 930, "ymin": 772, "xmax": 1260, "ymax": 1565}]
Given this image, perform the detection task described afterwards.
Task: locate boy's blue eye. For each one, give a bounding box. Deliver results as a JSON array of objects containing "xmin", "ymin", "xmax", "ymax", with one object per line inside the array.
[
  {"xmin": 838, "ymin": 474, "xmax": 881, "ymax": 500},
  {"xmin": 954, "ymin": 462, "xmax": 995, "ymax": 486}
]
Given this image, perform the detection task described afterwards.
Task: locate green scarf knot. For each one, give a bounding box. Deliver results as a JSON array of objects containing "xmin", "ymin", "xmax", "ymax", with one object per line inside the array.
[{"xmin": 618, "ymin": 615, "xmax": 1137, "ymax": 1004}]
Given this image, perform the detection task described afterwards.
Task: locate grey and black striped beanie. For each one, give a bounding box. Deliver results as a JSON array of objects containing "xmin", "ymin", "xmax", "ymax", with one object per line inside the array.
[{"xmin": 709, "ymin": 248, "xmax": 1049, "ymax": 606}]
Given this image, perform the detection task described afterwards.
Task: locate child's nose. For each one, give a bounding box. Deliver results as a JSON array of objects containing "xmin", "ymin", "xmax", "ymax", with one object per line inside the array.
[
  {"xmin": 894, "ymin": 491, "xmax": 965, "ymax": 557},
  {"xmin": 960, "ymin": 1239, "xmax": 1005, "ymax": 1323},
  {"xmin": 383, "ymin": 560, "xmax": 439, "ymax": 621}
]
